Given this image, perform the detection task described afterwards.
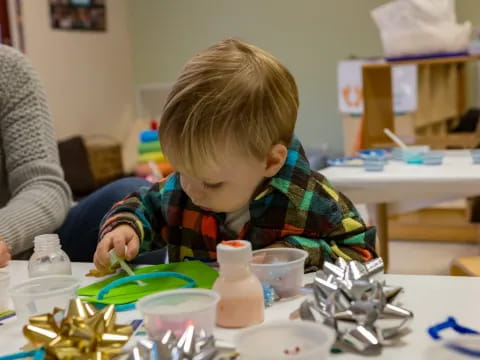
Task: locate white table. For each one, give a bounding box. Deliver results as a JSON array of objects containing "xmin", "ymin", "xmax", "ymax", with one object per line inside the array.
[
  {"xmin": 321, "ymin": 151, "xmax": 480, "ymax": 269},
  {"xmin": 1, "ymin": 261, "xmax": 480, "ymax": 359}
]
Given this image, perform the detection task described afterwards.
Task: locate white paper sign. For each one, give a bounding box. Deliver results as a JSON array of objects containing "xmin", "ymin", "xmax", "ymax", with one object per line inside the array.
[
  {"xmin": 337, "ymin": 60, "xmax": 418, "ymax": 115},
  {"xmin": 392, "ymin": 64, "xmax": 418, "ymax": 114}
]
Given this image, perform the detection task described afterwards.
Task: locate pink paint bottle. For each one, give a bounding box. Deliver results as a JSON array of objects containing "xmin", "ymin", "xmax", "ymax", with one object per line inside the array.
[{"xmin": 213, "ymin": 240, "xmax": 264, "ymax": 328}]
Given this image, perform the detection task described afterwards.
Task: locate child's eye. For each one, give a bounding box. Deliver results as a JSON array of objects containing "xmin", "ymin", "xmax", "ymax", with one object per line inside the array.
[{"xmin": 203, "ymin": 182, "xmax": 224, "ymax": 189}]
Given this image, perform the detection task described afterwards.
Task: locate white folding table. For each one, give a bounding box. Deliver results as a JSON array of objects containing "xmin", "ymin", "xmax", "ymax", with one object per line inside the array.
[{"xmin": 321, "ymin": 151, "xmax": 480, "ymax": 270}]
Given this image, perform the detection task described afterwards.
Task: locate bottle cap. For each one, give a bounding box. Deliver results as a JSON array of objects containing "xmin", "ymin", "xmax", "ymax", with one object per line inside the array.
[
  {"xmin": 34, "ymin": 234, "xmax": 61, "ymax": 252},
  {"xmin": 216, "ymin": 240, "xmax": 252, "ymax": 265}
]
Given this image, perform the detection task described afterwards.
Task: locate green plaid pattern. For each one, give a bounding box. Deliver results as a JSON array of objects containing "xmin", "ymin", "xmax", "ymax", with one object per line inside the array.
[{"xmin": 100, "ymin": 137, "xmax": 376, "ymax": 271}]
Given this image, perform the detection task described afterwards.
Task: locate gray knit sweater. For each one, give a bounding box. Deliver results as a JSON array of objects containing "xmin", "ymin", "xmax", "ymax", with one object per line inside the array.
[{"xmin": 0, "ymin": 45, "xmax": 72, "ymax": 255}]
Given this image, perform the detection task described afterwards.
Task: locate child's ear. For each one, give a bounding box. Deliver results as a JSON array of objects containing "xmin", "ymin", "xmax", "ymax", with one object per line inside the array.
[{"xmin": 264, "ymin": 144, "xmax": 288, "ymax": 177}]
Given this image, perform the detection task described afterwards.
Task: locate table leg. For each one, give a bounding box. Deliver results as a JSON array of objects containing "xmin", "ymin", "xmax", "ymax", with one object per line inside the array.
[{"xmin": 375, "ymin": 203, "xmax": 389, "ymax": 272}]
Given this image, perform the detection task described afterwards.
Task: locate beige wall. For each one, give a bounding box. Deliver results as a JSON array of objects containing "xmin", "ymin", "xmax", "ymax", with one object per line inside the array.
[
  {"xmin": 21, "ymin": 0, "xmax": 136, "ymax": 147},
  {"xmin": 128, "ymin": 0, "xmax": 387, "ymax": 153},
  {"xmin": 19, "ymin": 0, "xmax": 480, "ymax": 162},
  {"xmin": 456, "ymin": 0, "xmax": 480, "ymax": 107}
]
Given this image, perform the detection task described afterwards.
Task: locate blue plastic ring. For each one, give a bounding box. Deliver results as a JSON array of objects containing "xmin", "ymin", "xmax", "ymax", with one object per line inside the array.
[{"xmin": 95, "ymin": 271, "xmax": 196, "ymax": 311}]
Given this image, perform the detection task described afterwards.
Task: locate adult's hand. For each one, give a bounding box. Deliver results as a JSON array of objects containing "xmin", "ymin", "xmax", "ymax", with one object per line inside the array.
[{"xmin": 0, "ymin": 240, "xmax": 11, "ymax": 267}]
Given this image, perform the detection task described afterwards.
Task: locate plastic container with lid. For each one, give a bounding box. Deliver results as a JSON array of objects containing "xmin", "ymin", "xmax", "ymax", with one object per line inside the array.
[
  {"xmin": 236, "ymin": 320, "xmax": 335, "ymax": 360},
  {"xmin": 9, "ymin": 275, "xmax": 79, "ymax": 323},
  {"xmin": 137, "ymin": 288, "xmax": 219, "ymax": 339},
  {"xmin": 251, "ymin": 248, "xmax": 308, "ymax": 298},
  {"xmin": 28, "ymin": 234, "xmax": 72, "ymax": 278},
  {"xmin": 213, "ymin": 240, "xmax": 264, "ymax": 328},
  {"xmin": 421, "ymin": 151, "xmax": 444, "ymax": 165},
  {"xmin": 402, "ymin": 146, "xmax": 430, "ymax": 164},
  {"xmin": 392, "ymin": 145, "xmax": 430, "ymax": 162},
  {"xmin": 363, "ymin": 156, "xmax": 386, "ymax": 172}
]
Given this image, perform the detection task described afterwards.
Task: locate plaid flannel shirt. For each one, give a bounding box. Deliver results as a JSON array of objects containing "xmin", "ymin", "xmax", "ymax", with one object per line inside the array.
[{"xmin": 100, "ymin": 138, "xmax": 376, "ymax": 271}]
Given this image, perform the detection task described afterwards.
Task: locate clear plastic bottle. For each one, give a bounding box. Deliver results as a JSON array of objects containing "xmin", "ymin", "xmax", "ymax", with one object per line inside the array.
[
  {"xmin": 213, "ymin": 240, "xmax": 264, "ymax": 328},
  {"xmin": 28, "ymin": 234, "xmax": 72, "ymax": 277}
]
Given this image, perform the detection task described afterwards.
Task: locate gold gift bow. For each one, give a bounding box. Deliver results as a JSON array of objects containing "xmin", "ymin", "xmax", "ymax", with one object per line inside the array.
[{"xmin": 23, "ymin": 298, "xmax": 132, "ymax": 359}]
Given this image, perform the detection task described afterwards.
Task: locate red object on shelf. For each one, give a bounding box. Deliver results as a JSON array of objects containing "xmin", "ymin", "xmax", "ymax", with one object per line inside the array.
[{"xmin": 150, "ymin": 120, "xmax": 158, "ymax": 130}]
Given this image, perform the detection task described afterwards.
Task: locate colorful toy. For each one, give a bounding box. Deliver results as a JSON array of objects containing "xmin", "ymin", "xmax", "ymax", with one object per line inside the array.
[{"xmin": 135, "ymin": 121, "xmax": 174, "ymax": 181}]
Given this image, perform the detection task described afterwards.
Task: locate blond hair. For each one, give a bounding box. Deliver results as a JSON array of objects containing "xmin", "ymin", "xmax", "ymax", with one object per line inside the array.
[{"xmin": 159, "ymin": 38, "xmax": 299, "ymax": 174}]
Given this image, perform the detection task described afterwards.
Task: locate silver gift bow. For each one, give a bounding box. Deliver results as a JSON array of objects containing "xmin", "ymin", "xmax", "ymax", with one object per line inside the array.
[
  {"xmin": 298, "ymin": 257, "xmax": 413, "ymax": 352},
  {"xmin": 113, "ymin": 324, "xmax": 219, "ymax": 360}
]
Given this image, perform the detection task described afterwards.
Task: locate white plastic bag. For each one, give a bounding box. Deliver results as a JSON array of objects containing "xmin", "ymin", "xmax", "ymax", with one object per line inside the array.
[{"xmin": 371, "ymin": 0, "xmax": 471, "ymax": 58}]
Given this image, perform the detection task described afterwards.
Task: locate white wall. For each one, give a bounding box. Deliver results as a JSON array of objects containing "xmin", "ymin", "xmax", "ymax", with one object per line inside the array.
[
  {"xmin": 21, "ymin": 0, "xmax": 136, "ymax": 147},
  {"xmin": 19, "ymin": 0, "xmax": 479, "ymax": 163},
  {"xmin": 128, "ymin": 0, "xmax": 388, "ymax": 154}
]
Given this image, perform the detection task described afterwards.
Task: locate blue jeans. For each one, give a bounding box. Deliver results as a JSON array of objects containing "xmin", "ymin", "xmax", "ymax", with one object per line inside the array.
[{"xmin": 58, "ymin": 177, "xmax": 151, "ymax": 262}]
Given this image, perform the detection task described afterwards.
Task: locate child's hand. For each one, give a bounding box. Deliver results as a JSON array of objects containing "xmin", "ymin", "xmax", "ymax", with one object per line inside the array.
[{"xmin": 94, "ymin": 225, "xmax": 140, "ymax": 270}]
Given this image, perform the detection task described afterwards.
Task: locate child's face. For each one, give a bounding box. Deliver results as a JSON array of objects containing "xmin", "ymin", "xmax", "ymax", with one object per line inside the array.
[{"xmin": 176, "ymin": 145, "xmax": 286, "ymax": 213}]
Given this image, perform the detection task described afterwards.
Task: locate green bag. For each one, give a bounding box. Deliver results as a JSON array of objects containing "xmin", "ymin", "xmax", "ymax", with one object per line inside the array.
[{"xmin": 78, "ymin": 261, "xmax": 218, "ymax": 306}]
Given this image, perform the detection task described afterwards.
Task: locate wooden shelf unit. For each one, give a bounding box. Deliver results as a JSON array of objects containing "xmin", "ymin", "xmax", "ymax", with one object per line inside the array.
[{"xmin": 361, "ymin": 56, "xmax": 480, "ymax": 150}]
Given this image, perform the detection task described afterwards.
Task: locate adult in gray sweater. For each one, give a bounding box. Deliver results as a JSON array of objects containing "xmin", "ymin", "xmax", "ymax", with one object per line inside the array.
[
  {"xmin": 0, "ymin": 45, "xmax": 72, "ymax": 266},
  {"xmin": 0, "ymin": 46, "xmax": 150, "ymax": 266}
]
